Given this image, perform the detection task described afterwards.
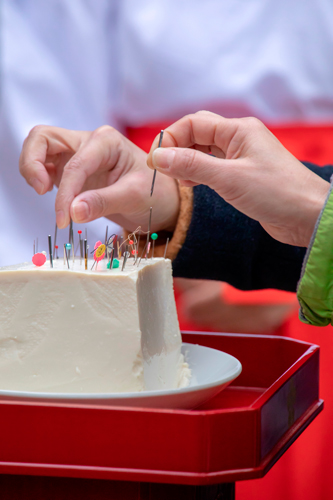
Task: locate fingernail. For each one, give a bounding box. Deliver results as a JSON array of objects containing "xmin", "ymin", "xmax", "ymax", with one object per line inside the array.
[
  {"xmin": 152, "ymin": 148, "xmax": 175, "ymax": 169},
  {"xmin": 72, "ymin": 200, "xmax": 89, "ymax": 222},
  {"xmin": 56, "ymin": 210, "xmax": 65, "ymax": 228},
  {"xmin": 31, "ymin": 178, "xmax": 44, "ymax": 194}
]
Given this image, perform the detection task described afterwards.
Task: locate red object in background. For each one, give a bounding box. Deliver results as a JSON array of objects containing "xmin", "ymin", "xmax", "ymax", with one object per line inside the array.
[
  {"xmin": 0, "ymin": 333, "xmax": 322, "ymax": 500},
  {"xmin": 126, "ymin": 123, "xmax": 333, "ymax": 166},
  {"xmin": 222, "ymin": 287, "xmax": 297, "ymax": 306},
  {"xmin": 127, "ymin": 122, "xmax": 333, "ymax": 500}
]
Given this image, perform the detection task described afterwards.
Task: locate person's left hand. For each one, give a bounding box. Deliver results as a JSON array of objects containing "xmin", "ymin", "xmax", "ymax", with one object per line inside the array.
[
  {"xmin": 176, "ymin": 279, "xmax": 296, "ymax": 334},
  {"xmin": 19, "ymin": 125, "xmax": 180, "ymax": 233}
]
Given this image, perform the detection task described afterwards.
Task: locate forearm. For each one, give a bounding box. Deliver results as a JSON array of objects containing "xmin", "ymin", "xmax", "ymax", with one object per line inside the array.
[{"xmin": 172, "ymin": 163, "xmax": 333, "ymax": 291}]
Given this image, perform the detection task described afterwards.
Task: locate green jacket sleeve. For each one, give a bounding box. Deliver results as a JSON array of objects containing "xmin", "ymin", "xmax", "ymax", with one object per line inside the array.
[{"xmin": 297, "ymin": 179, "xmax": 333, "ymax": 326}]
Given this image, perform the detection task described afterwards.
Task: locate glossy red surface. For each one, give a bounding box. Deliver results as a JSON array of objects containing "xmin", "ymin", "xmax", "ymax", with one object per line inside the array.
[{"xmin": 0, "ymin": 333, "xmax": 322, "ymax": 486}]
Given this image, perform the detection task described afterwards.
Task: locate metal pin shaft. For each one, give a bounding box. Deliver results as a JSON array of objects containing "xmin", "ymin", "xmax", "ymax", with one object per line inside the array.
[
  {"xmin": 64, "ymin": 244, "xmax": 70, "ymax": 269},
  {"xmin": 53, "ymin": 224, "xmax": 58, "ymax": 256},
  {"xmin": 68, "ymin": 220, "xmax": 73, "ymax": 258},
  {"xmin": 109, "ymin": 247, "xmax": 114, "ymax": 270},
  {"xmin": 147, "ymin": 207, "xmax": 152, "ymax": 249},
  {"xmin": 48, "ymin": 235, "xmax": 53, "ymax": 268},
  {"xmin": 135, "ymin": 232, "xmax": 141, "ymax": 264},
  {"xmin": 150, "ymin": 130, "xmax": 164, "ymax": 197},
  {"xmin": 145, "ymin": 242, "xmax": 151, "ymax": 260},
  {"xmin": 105, "ymin": 226, "xmax": 109, "ymax": 259},
  {"xmin": 84, "ymin": 239, "xmax": 88, "ymax": 270},
  {"xmin": 164, "ymin": 237, "xmax": 169, "ymax": 259},
  {"xmin": 137, "ymin": 242, "xmax": 148, "ymax": 267},
  {"xmin": 122, "ymin": 245, "xmax": 129, "ymax": 271}
]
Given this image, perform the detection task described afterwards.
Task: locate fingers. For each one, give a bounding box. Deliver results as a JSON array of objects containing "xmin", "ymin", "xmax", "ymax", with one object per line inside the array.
[
  {"xmin": 19, "ymin": 125, "xmax": 84, "ymax": 194},
  {"xmin": 55, "ymin": 126, "xmax": 123, "ymax": 229},
  {"xmin": 147, "ymin": 111, "xmax": 242, "ymax": 168},
  {"xmin": 70, "ymin": 177, "xmax": 131, "ymax": 224},
  {"xmin": 19, "ymin": 127, "xmax": 54, "ymax": 194},
  {"xmin": 150, "ymin": 146, "xmax": 233, "ymax": 191}
]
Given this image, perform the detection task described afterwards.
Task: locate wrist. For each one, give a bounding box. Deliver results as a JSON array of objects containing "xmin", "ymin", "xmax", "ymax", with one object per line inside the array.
[{"xmin": 299, "ymin": 176, "xmax": 330, "ymax": 248}]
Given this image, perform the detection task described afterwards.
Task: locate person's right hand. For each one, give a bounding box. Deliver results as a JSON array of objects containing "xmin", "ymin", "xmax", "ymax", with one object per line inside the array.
[
  {"xmin": 19, "ymin": 125, "xmax": 180, "ymax": 232},
  {"xmin": 147, "ymin": 112, "xmax": 330, "ymax": 247}
]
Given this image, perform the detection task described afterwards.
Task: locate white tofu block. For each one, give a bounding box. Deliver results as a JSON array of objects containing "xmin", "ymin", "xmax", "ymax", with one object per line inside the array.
[{"xmin": 0, "ymin": 258, "xmax": 190, "ymax": 393}]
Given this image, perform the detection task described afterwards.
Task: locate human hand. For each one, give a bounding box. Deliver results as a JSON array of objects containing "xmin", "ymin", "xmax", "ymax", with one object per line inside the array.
[
  {"xmin": 147, "ymin": 112, "xmax": 330, "ymax": 247},
  {"xmin": 19, "ymin": 125, "xmax": 180, "ymax": 232},
  {"xmin": 175, "ymin": 279, "xmax": 296, "ymax": 334}
]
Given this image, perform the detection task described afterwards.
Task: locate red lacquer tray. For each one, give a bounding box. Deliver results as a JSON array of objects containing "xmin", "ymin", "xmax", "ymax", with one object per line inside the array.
[{"xmin": 0, "ymin": 332, "xmax": 322, "ymax": 486}]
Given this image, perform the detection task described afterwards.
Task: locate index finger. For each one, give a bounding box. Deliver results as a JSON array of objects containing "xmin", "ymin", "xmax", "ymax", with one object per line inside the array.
[
  {"xmin": 55, "ymin": 126, "xmax": 125, "ymax": 229},
  {"xmin": 147, "ymin": 111, "xmax": 240, "ymax": 168},
  {"xmin": 19, "ymin": 126, "xmax": 83, "ymax": 194}
]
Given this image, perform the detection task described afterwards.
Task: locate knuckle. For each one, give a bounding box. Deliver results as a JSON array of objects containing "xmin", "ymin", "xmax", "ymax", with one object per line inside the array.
[
  {"xmin": 90, "ymin": 125, "xmax": 122, "ymax": 154},
  {"xmin": 241, "ymin": 116, "xmax": 264, "ymax": 131},
  {"xmin": 195, "ymin": 110, "xmax": 215, "ymax": 118},
  {"xmin": 180, "ymin": 149, "xmax": 197, "ymax": 175},
  {"xmin": 28, "ymin": 124, "xmax": 47, "ymax": 138},
  {"xmin": 92, "ymin": 125, "xmax": 116, "ymax": 140},
  {"xmin": 64, "ymin": 156, "xmax": 83, "ymax": 174},
  {"xmin": 91, "ymin": 190, "xmax": 107, "ymax": 216}
]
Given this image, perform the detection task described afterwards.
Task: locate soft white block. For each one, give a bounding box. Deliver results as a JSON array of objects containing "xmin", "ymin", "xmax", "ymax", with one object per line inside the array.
[{"xmin": 0, "ymin": 258, "xmax": 190, "ymax": 393}]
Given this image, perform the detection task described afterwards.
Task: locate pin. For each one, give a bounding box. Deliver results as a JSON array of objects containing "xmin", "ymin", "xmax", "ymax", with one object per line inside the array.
[
  {"xmin": 36, "ymin": 238, "xmax": 38, "ymax": 253},
  {"xmin": 105, "ymin": 226, "xmax": 109, "ymax": 259},
  {"xmin": 151, "ymin": 233, "xmax": 158, "ymax": 259},
  {"xmin": 108, "ymin": 234, "xmax": 117, "ymax": 260},
  {"xmin": 48, "ymin": 235, "xmax": 53, "ymax": 268},
  {"xmin": 164, "ymin": 237, "xmax": 169, "ymax": 259},
  {"xmin": 68, "ymin": 220, "xmax": 73, "ymax": 258},
  {"xmin": 150, "ymin": 130, "xmax": 164, "ymax": 197},
  {"xmin": 137, "ymin": 242, "xmax": 148, "ymax": 267},
  {"xmin": 84, "ymin": 239, "xmax": 88, "ymax": 270},
  {"xmin": 145, "ymin": 241, "xmax": 151, "ymax": 260},
  {"xmin": 135, "ymin": 232, "xmax": 141, "ymax": 264},
  {"xmin": 122, "ymin": 245, "xmax": 130, "ymax": 271},
  {"xmin": 147, "ymin": 207, "xmax": 152, "ymax": 250},
  {"xmin": 113, "ymin": 258, "xmax": 120, "ymax": 268},
  {"xmin": 108, "ymin": 247, "xmax": 115, "ymax": 270},
  {"xmin": 92, "ymin": 242, "xmax": 106, "ymax": 270},
  {"xmin": 33, "ymin": 240, "xmax": 35, "ymax": 255},
  {"xmin": 55, "ymin": 245, "xmax": 59, "ymax": 259},
  {"xmin": 64, "ymin": 244, "xmax": 70, "ymax": 269},
  {"xmin": 77, "ymin": 230, "xmax": 83, "ymax": 262},
  {"xmin": 128, "ymin": 239, "xmax": 134, "ymax": 260},
  {"xmin": 53, "ymin": 223, "xmax": 58, "ymax": 256},
  {"xmin": 119, "ymin": 235, "xmax": 123, "ymax": 258},
  {"xmin": 32, "ymin": 252, "xmax": 46, "ymax": 267}
]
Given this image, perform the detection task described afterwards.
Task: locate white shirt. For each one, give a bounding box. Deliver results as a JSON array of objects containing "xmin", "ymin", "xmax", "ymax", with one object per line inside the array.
[{"xmin": 1, "ymin": 0, "xmax": 333, "ymax": 265}]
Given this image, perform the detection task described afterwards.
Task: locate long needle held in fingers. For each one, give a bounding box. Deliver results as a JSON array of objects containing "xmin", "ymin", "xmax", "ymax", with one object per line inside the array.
[
  {"xmin": 147, "ymin": 207, "xmax": 152, "ymax": 248},
  {"xmin": 53, "ymin": 223, "xmax": 57, "ymax": 256},
  {"xmin": 48, "ymin": 235, "xmax": 53, "ymax": 268},
  {"xmin": 150, "ymin": 130, "xmax": 164, "ymax": 197},
  {"xmin": 68, "ymin": 220, "xmax": 73, "ymax": 258}
]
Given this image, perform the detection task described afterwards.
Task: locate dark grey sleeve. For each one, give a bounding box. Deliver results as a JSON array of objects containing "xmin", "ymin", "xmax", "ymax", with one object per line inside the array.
[{"xmin": 172, "ymin": 163, "xmax": 333, "ymax": 292}]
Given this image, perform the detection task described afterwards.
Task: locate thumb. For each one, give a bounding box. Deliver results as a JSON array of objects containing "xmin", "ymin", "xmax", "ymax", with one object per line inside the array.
[
  {"xmin": 152, "ymin": 147, "xmax": 229, "ymax": 190},
  {"xmin": 70, "ymin": 177, "xmax": 132, "ymax": 225}
]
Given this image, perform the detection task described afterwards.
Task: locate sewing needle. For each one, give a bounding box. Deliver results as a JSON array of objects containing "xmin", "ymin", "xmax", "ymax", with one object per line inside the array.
[{"xmin": 150, "ymin": 130, "xmax": 164, "ymax": 197}]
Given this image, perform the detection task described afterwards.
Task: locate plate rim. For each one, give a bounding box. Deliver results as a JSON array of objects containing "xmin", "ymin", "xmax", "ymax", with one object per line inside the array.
[{"xmin": 0, "ymin": 343, "xmax": 242, "ymax": 401}]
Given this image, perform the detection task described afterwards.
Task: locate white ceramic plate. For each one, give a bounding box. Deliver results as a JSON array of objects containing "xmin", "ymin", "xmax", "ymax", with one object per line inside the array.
[{"xmin": 0, "ymin": 344, "xmax": 242, "ymax": 409}]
